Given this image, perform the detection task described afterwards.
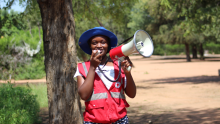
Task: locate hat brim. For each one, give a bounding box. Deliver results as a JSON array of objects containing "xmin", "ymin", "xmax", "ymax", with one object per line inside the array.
[{"xmin": 78, "ymin": 27, "xmax": 118, "ymax": 55}]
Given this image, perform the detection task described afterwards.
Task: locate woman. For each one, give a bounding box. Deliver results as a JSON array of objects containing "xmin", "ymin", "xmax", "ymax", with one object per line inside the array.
[{"xmin": 74, "ymin": 27, "xmax": 136, "ymax": 124}]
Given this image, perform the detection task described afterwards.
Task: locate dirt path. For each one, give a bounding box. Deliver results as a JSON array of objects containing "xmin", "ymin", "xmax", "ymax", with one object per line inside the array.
[
  {"xmin": 126, "ymin": 55, "xmax": 220, "ymax": 124},
  {"xmin": 2, "ymin": 55, "xmax": 220, "ymax": 124}
]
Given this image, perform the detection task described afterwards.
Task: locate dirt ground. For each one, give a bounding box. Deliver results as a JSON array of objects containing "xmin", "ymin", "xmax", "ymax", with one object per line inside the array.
[
  {"xmin": 126, "ymin": 55, "xmax": 220, "ymax": 124},
  {"xmin": 1, "ymin": 55, "xmax": 220, "ymax": 124}
]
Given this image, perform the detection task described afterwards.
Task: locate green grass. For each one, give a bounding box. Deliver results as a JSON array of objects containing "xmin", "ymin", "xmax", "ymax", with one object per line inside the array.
[
  {"xmin": 28, "ymin": 83, "xmax": 48, "ymax": 108},
  {"xmin": 19, "ymin": 83, "xmax": 48, "ymax": 108}
]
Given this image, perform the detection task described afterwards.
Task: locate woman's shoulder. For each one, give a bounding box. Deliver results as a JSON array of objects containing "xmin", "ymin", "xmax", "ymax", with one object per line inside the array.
[{"xmin": 77, "ymin": 60, "xmax": 90, "ymax": 65}]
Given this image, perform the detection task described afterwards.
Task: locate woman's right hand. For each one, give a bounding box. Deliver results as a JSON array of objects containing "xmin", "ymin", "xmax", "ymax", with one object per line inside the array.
[{"xmin": 90, "ymin": 50, "xmax": 102, "ymax": 69}]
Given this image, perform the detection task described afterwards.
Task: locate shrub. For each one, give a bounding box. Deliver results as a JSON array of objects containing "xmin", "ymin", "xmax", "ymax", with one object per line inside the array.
[
  {"xmin": 204, "ymin": 42, "xmax": 220, "ymax": 54},
  {"xmin": 14, "ymin": 58, "xmax": 46, "ymax": 80},
  {"xmin": 153, "ymin": 44, "xmax": 185, "ymax": 55},
  {"xmin": 0, "ymin": 27, "xmax": 45, "ymax": 80},
  {"xmin": 0, "ymin": 83, "xmax": 40, "ymax": 124}
]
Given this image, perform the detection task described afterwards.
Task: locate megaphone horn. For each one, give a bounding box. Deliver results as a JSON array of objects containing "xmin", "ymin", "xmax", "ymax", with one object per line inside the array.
[{"xmin": 109, "ymin": 30, "xmax": 154, "ymax": 71}]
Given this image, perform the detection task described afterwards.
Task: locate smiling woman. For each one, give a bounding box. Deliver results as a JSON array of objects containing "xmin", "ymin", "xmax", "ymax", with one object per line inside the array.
[{"xmin": 75, "ymin": 27, "xmax": 136, "ymax": 124}]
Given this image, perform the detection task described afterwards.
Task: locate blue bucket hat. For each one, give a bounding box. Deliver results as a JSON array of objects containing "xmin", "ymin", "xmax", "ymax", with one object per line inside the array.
[{"xmin": 78, "ymin": 27, "xmax": 118, "ymax": 55}]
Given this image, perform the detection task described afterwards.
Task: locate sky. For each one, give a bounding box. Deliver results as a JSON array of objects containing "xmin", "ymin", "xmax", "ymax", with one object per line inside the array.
[{"xmin": 0, "ymin": 1, "xmax": 25, "ymax": 12}]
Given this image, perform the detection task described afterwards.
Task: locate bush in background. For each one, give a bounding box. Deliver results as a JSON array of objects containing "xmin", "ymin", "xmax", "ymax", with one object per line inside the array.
[
  {"xmin": 0, "ymin": 27, "xmax": 45, "ymax": 80},
  {"xmin": 14, "ymin": 58, "xmax": 45, "ymax": 80},
  {"xmin": 204, "ymin": 42, "xmax": 220, "ymax": 54},
  {"xmin": 153, "ymin": 44, "xmax": 185, "ymax": 55},
  {"xmin": 153, "ymin": 43, "xmax": 220, "ymax": 56},
  {"xmin": 0, "ymin": 83, "xmax": 40, "ymax": 124}
]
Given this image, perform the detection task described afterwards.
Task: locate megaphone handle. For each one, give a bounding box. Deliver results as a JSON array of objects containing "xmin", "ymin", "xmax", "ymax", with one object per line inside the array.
[{"xmin": 119, "ymin": 56, "xmax": 132, "ymax": 72}]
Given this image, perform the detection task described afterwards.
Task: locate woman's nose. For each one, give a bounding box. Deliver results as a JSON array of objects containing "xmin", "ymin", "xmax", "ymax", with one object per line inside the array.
[{"xmin": 97, "ymin": 42, "xmax": 102, "ymax": 47}]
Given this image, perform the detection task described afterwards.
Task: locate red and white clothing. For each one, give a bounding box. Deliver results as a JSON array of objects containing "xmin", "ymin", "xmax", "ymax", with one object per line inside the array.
[
  {"xmin": 74, "ymin": 65, "xmax": 127, "ymax": 90},
  {"xmin": 74, "ymin": 61, "xmax": 130, "ymax": 123}
]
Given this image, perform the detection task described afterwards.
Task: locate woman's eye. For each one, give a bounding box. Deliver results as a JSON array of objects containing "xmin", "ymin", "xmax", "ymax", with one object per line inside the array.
[
  {"xmin": 92, "ymin": 42, "xmax": 97, "ymax": 45},
  {"xmin": 101, "ymin": 41, "xmax": 107, "ymax": 44}
]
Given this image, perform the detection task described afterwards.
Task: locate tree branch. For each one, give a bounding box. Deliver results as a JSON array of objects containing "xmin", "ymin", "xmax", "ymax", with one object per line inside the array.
[{"xmin": 86, "ymin": 1, "xmax": 104, "ymax": 27}]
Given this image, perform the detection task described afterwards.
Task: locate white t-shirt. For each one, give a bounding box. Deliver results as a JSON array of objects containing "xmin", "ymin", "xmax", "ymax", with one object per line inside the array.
[{"xmin": 74, "ymin": 65, "xmax": 127, "ymax": 90}]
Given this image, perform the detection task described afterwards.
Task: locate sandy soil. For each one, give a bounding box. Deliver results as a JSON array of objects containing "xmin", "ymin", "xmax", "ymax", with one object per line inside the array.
[
  {"xmin": 2, "ymin": 55, "xmax": 220, "ymax": 124},
  {"xmin": 126, "ymin": 55, "xmax": 220, "ymax": 124}
]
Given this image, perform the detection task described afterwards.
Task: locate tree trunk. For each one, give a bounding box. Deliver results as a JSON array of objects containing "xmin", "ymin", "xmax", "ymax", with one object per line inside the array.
[
  {"xmin": 199, "ymin": 43, "xmax": 205, "ymax": 60},
  {"xmin": 37, "ymin": 0, "xmax": 83, "ymax": 124},
  {"xmin": 191, "ymin": 44, "xmax": 198, "ymax": 59},
  {"xmin": 185, "ymin": 43, "xmax": 191, "ymax": 62}
]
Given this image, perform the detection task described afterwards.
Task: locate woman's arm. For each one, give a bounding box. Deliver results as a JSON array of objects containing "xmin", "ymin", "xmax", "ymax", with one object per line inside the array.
[
  {"xmin": 77, "ymin": 50, "xmax": 102, "ymax": 100},
  {"xmin": 77, "ymin": 66, "xmax": 96, "ymax": 100},
  {"xmin": 121, "ymin": 57, "xmax": 136, "ymax": 98},
  {"xmin": 124, "ymin": 71, "xmax": 136, "ymax": 98}
]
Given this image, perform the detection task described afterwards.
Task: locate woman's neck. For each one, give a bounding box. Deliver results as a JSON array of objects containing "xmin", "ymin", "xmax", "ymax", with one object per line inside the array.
[
  {"xmin": 100, "ymin": 56, "xmax": 108, "ymax": 65},
  {"xmin": 99, "ymin": 55, "xmax": 113, "ymax": 66}
]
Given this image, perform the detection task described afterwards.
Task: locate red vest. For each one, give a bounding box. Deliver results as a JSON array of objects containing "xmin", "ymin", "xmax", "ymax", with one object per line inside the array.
[{"xmin": 78, "ymin": 61, "xmax": 130, "ymax": 123}]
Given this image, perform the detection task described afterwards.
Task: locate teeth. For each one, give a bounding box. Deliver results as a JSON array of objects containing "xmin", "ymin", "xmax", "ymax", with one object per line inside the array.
[{"xmin": 93, "ymin": 50, "xmax": 101, "ymax": 53}]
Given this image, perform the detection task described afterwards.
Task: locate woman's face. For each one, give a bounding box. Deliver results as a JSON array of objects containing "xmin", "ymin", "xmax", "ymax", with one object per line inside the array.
[{"xmin": 90, "ymin": 35, "xmax": 109, "ymax": 57}]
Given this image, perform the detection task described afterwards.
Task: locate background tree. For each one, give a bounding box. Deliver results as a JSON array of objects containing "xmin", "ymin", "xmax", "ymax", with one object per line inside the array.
[
  {"xmin": 0, "ymin": 9, "xmax": 25, "ymax": 36},
  {"xmin": 160, "ymin": 0, "xmax": 220, "ymax": 60},
  {"xmin": 128, "ymin": 0, "xmax": 220, "ymax": 61},
  {"xmin": 129, "ymin": 0, "xmax": 210, "ymax": 61}
]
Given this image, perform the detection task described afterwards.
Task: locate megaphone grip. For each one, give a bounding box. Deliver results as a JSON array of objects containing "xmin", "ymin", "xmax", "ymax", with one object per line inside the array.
[
  {"xmin": 109, "ymin": 45, "xmax": 125, "ymax": 60},
  {"xmin": 118, "ymin": 56, "xmax": 132, "ymax": 72}
]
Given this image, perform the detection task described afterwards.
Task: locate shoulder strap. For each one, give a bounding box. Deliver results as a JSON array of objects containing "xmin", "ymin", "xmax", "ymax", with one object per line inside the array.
[
  {"xmin": 78, "ymin": 61, "xmax": 90, "ymax": 78},
  {"xmin": 82, "ymin": 62, "xmax": 88, "ymax": 76}
]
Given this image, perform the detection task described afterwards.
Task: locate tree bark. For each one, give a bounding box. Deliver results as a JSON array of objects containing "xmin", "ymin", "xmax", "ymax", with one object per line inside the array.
[
  {"xmin": 199, "ymin": 43, "xmax": 205, "ymax": 60},
  {"xmin": 191, "ymin": 44, "xmax": 198, "ymax": 59},
  {"xmin": 37, "ymin": 0, "xmax": 83, "ymax": 124},
  {"xmin": 185, "ymin": 43, "xmax": 191, "ymax": 62}
]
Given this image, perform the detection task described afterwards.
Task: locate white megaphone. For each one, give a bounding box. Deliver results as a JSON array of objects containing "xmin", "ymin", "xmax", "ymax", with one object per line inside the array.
[{"xmin": 109, "ymin": 30, "xmax": 154, "ymax": 71}]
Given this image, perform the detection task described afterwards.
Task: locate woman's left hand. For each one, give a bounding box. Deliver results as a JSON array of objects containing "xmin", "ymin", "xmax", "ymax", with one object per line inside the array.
[
  {"xmin": 121, "ymin": 56, "xmax": 133, "ymax": 73},
  {"xmin": 121, "ymin": 56, "xmax": 136, "ymax": 98}
]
